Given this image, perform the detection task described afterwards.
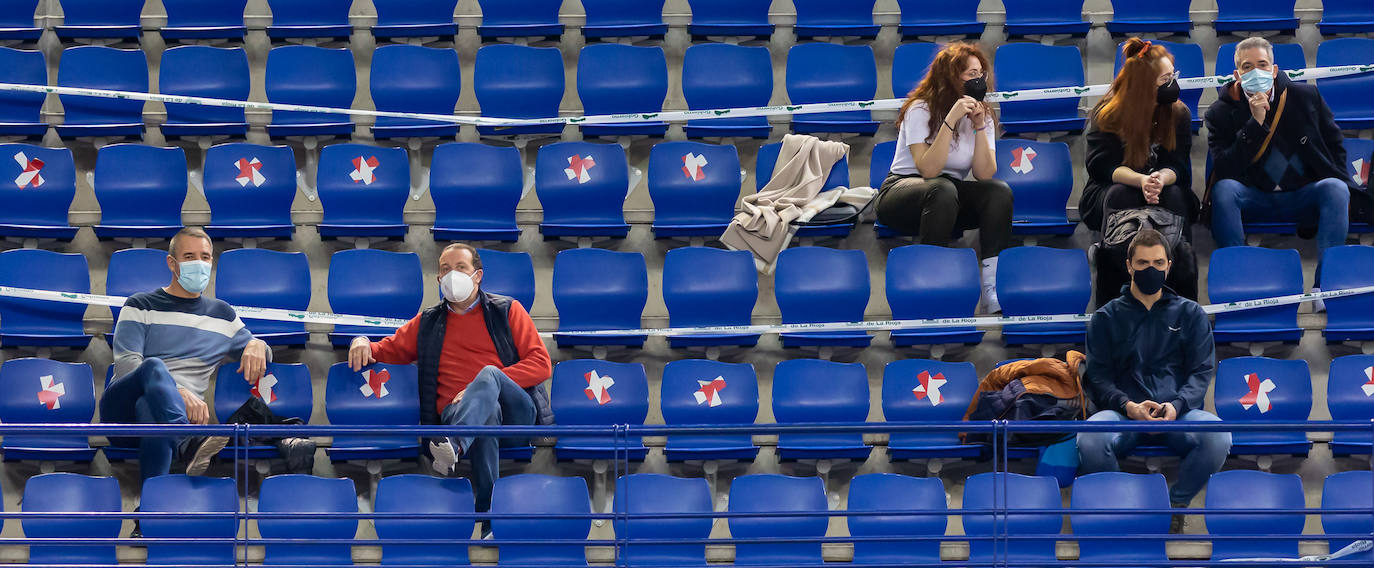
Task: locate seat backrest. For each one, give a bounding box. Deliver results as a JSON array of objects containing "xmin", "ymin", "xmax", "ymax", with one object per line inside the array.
[
  {"xmin": 792, "ymin": 0, "xmax": 875, "ymax": 28},
  {"xmin": 324, "ymin": 362, "xmax": 419, "ymax": 428},
  {"xmin": 660, "ymin": 359, "xmax": 759, "ymax": 427},
  {"xmin": 552, "ymin": 248, "xmax": 646, "ymax": 332},
  {"xmin": 57, "ymin": 46, "xmax": 148, "ymax": 125},
  {"xmin": 0, "ymin": 0, "xmax": 37, "ymax": 29},
  {"xmin": 141, "ymin": 475, "xmax": 239, "ymax": 566},
  {"xmin": 1003, "ymin": 0, "xmax": 1085, "ymax": 25},
  {"xmin": 163, "ymin": 0, "xmax": 248, "ymax": 30},
  {"xmin": 1215, "ymin": 41, "xmax": 1306, "ymax": 76},
  {"xmin": 203, "ymin": 143, "xmax": 297, "ymax": 229},
  {"xmin": 1342, "ymin": 138, "xmax": 1374, "ymax": 188},
  {"xmin": 259, "ymin": 474, "xmax": 358, "ymax": 566},
  {"xmin": 582, "ymin": 0, "xmax": 666, "ymax": 31},
  {"xmin": 0, "ymin": 47, "xmax": 47, "ymax": 127},
  {"xmin": 1214, "ymin": 356, "xmax": 1313, "ymax": 422},
  {"xmin": 474, "ymin": 44, "xmax": 565, "ymax": 120},
  {"xmin": 648, "ymin": 141, "xmax": 742, "ymax": 229},
  {"xmin": 1070, "ymin": 472, "xmax": 1170, "ymax": 563},
  {"xmin": 265, "ymin": 0, "xmax": 351, "ymax": 30},
  {"xmin": 0, "ymin": 357, "xmax": 95, "ymax": 427},
  {"xmin": 56, "ymin": 0, "xmax": 142, "ymax": 30},
  {"xmin": 1216, "ymin": 0, "xmax": 1297, "ymax": 22},
  {"xmin": 848, "ymin": 473, "xmax": 946, "ymax": 564},
  {"xmin": 1207, "ymin": 246, "xmax": 1303, "ymax": 335},
  {"xmin": 1205, "ymin": 470, "xmax": 1305, "ymax": 559},
  {"xmin": 997, "ymin": 246, "xmax": 1090, "ymax": 318},
  {"xmin": 756, "ymin": 142, "xmax": 850, "ymax": 190},
  {"xmin": 431, "ymin": 143, "xmax": 523, "ymax": 233},
  {"xmin": 0, "ymin": 144, "xmax": 75, "ymax": 230},
  {"xmin": 963, "ymin": 473, "xmax": 1062, "ymax": 563},
  {"xmin": 107, "ymin": 248, "xmax": 173, "ymax": 321},
  {"xmin": 375, "ymin": 474, "xmax": 475, "ymax": 566},
  {"xmin": 662, "ymin": 246, "xmax": 758, "ymax": 329},
  {"xmin": 264, "ymin": 45, "xmax": 356, "ymax": 125},
  {"xmin": 881, "ymin": 359, "xmax": 977, "ymax": 423},
  {"xmin": 728, "ymin": 474, "xmax": 828, "ymax": 565},
  {"xmin": 93, "ymin": 144, "xmax": 188, "ymax": 230},
  {"xmin": 886, "ymin": 245, "xmax": 979, "ymax": 321},
  {"xmin": 1327, "ymin": 355, "xmax": 1374, "ymax": 424},
  {"xmin": 1109, "ymin": 0, "xmax": 1191, "ymax": 22},
  {"xmin": 0, "ymin": 248, "xmax": 90, "ymax": 338},
  {"xmin": 1318, "ymin": 38, "xmax": 1374, "ymax": 122},
  {"xmin": 22, "ymin": 473, "xmax": 122, "ymax": 566},
  {"xmin": 160, "ymin": 46, "xmax": 249, "ymax": 126},
  {"xmin": 994, "ymin": 43, "xmax": 1083, "ymax": 126},
  {"xmin": 373, "ymin": 0, "xmax": 459, "ymax": 28},
  {"xmin": 775, "ymin": 247, "xmax": 869, "ymax": 325},
  {"xmin": 996, "ymin": 139, "xmax": 1073, "ymax": 223},
  {"xmin": 535, "ymin": 141, "xmax": 630, "ymax": 228},
  {"xmin": 1322, "ymin": 0, "xmax": 1374, "ymax": 22},
  {"xmin": 214, "ymin": 362, "xmax": 314, "ymax": 426},
  {"xmin": 614, "ymin": 474, "xmax": 712, "ymax": 566},
  {"xmin": 772, "ymin": 359, "xmax": 869, "ymax": 425},
  {"xmin": 317, "ymin": 143, "xmax": 409, "ymax": 228},
  {"xmin": 891, "ymin": 42, "xmax": 940, "ymax": 98},
  {"xmin": 682, "ymin": 43, "xmax": 772, "ymax": 111},
  {"xmin": 686, "ymin": 0, "xmax": 771, "ymax": 29},
  {"xmin": 476, "ymin": 249, "xmax": 536, "ymax": 310},
  {"xmin": 490, "ymin": 474, "xmax": 591, "ymax": 566},
  {"xmin": 477, "ymin": 0, "xmax": 562, "ymax": 31},
  {"xmin": 551, "ymin": 359, "xmax": 649, "ymax": 426},
  {"xmin": 577, "ymin": 44, "xmax": 667, "ymax": 116},
  {"xmin": 870, "ymin": 140, "xmax": 898, "ymax": 188},
  {"xmin": 326, "ymin": 249, "xmax": 424, "ymax": 321},
  {"xmin": 215, "ymin": 248, "xmax": 310, "ymax": 328},
  {"xmin": 371, "ymin": 44, "xmax": 461, "ymax": 117},
  {"xmin": 1321, "ymin": 470, "xmax": 1374, "ymax": 552},
  {"xmin": 1321, "ymin": 245, "xmax": 1374, "ymax": 333},
  {"xmin": 786, "ymin": 43, "xmax": 877, "ymax": 105}
]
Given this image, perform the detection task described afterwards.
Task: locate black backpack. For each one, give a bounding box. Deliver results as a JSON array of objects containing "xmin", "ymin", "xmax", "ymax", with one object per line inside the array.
[{"xmin": 1094, "ymin": 206, "xmax": 1199, "ymax": 304}]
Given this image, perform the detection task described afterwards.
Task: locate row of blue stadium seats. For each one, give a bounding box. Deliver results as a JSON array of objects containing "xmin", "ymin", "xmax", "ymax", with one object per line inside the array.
[
  {"xmin": 14, "ymin": 0, "xmax": 1374, "ymax": 42},
  {"xmin": 5, "ymin": 39, "xmax": 1374, "ymax": 140},
  {"xmin": 3, "ymin": 244, "xmax": 1372, "ymax": 351},
  {"xmin": 17, "ymin": 470, "xmax": 1374, "ymax": 566},
  {"xmin": 5, "ymin": 353, "xmax": 1373, "ymax": 463}
]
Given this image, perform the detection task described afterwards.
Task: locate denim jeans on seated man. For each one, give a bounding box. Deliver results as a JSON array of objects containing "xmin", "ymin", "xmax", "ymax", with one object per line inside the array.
[
  {"xmin": 99, "ymin": 357, "xmax": 190, "ymax": 482},
  {"xmin": 1077, "ymin": 409, "xmax": 1232, "ymax": 506},
  {"xmin": 1211, "ymin": 177, "xmax": 1350, "ymax": 250},
  {"xmin": 438, "ymin": 365, "xmax": 536, "ymax": 513}
]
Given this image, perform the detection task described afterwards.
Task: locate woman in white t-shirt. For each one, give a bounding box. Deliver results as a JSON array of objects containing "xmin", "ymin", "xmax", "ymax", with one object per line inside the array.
[{"xmin": 876, "ymin": 42, "xmax": 1012, "ymax": 312}]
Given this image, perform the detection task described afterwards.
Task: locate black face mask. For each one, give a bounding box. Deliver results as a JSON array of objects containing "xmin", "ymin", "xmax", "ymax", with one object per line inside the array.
[
  {"xmin": 963, "ymin": 76, "xmax": 988, "ymax": 102},
  {"xmin": 1132, "ymin": 266, "xmax": 1167, "ymax": 295},
  {"xmin": 1156, "ymin": 78, "xmax": 1180, "ymax": 105}
]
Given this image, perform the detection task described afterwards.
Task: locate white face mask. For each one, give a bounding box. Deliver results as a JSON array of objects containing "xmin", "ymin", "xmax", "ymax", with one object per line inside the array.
[{"xmin": 441, "ymin": 270, "xmax": 475, "ymax": 303}]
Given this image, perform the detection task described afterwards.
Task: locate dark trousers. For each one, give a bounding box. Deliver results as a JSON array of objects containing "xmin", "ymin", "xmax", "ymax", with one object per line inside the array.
[
  {"xmin": 99, "ymin": 358, "xmax": 190, "ymax": 482},
  {"xmin": 1100, "ymin": 183, "xmax": 1196, "ymax": 234},
  {"xmin": 876, "ymin": 173, "xmax": 1014, "ymax": 259},
  {"xmin": 439, "ymin": 366, "xmax": 537, "ymax": 513}
]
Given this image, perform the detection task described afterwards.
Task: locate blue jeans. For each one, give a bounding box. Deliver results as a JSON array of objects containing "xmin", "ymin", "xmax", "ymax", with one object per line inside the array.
[
  {"xmin": 438, "ymin": 366, "xmax": 536, "ymax": 513},
  {"xmin": 1076, "ymin": 409, "xmax": 1232, "ymax": 505},
  {"xmin": 1211, "ymin": 177, "xmax": 1349, "ymax": 250},
  {"xmin": 99, "ymin": 358, "xmax": 190, "ymax": 482}
]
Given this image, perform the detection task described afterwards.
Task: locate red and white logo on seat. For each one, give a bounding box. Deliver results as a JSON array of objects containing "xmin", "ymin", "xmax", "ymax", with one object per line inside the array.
[
  {"xmin": 1010, "ymin": 147, "xmax": 1036, "ymax": 175},
  {"xmin": 37, "ymin": 374, "xmax": 64, "ymax": 410},
  {"xmin": 1362, "ymin": 366, "xmax": 1374, "ymax": 398},
  {"xmin": 14, "ymin": 151, "xmax": 43, "ymax": 189},
  {"xmin": 349, "ymin": 156, "xmax": 380, "ymax": 185},
  {"xmin": 564, "ymin": 155, "xmax": 596, "ymax": 184},
  {"xmin": 1239, "ymin": 372, "xmax": 1276, "ymax": 413},
  {"xmin": 1352, "ymin": 157, "xmax": 1369, "ymax": 187},
  {"xmin": 253, "ymin": 373, "xmax": 279, "ymax": 403},
  {"xmin": 234, "ymin": 157, "xmax": 266, "ymax": 187},
  {"xmin": 584, "ymin": 370, "xmax": 614, "ymax": 405},
  {"xmin": 694, "ymin": 376, "xmax": 726, "ymax": 407},
  {"xmin": 359, "ymin": 368, "xmax": 391, "ymax": 398},
  {"xmin": 912, "ymin": 370, "xmax": 946, "ymax": 406},
  {"xmin": 682, "ymin": 152, "xmax": 708, "ymax": 181}
]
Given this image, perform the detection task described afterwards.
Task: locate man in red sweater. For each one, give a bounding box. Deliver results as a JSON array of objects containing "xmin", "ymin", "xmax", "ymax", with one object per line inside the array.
[{"xmin": 348, "ymin": 243, "xmax": 552, "ymax": 514}]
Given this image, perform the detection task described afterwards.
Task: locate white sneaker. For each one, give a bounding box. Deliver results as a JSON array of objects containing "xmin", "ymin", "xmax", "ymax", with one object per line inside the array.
[
  {"xmin": 1311, "ymin": 287, "xmax": 1327, "ymax": 313},
  {"xmin": 980, "ymin": 256, "xmax": 1001, "ymax": 314},
  {"xmin": 429, "ymin": 438, "xmax": 457, "ymax": 476}
]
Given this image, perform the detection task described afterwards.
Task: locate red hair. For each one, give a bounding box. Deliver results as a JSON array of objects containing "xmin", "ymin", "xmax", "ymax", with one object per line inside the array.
[
  {"xmin": 897, "ymin": 42, "xmax": 993, "ymax": 143},
  {"xmin": 1091, "ymin": 38, "xmax": 1188, "ymax": 169}
]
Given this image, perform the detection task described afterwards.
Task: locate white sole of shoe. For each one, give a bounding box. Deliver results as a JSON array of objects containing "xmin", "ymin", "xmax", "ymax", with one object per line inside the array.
[{"xmin": 186, "ymin": 436, "xmax": 229, "ymax": 476}]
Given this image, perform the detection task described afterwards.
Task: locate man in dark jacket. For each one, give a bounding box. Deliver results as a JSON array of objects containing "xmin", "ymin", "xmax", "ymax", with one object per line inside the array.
[
  {"xmin": 1078, "ymin": 229, "xmax": 1231, "ymax": 527},
  {"xmin": 1205, "ymin": 37, "xmax": 1354, "ymax": 251}
]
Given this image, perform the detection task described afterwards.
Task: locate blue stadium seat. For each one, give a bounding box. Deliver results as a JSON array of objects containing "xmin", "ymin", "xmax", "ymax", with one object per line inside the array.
[
  {"xmin": 882, "ymin": 359, "xmax": 980, "ymax": 459},
  {"xmin": 317, "ymin": 143, "xmax": 409, "ymax": 238},
  {"xmin": 757, "ymin": 143, "xmax": 853, "ymax": 238},
  {"xmin": 372, "ymin": 0, "xmax": 459, "ymax": 39},
  {"xmin": 214, "ymin": 363, "xmax": 313, "ymax": 458},
  {"xmin": 660, "ymin": 359, "xmax": 759, "ymax": 461},
  {"xmin": 995, "ymin": 43, "xmax": 1085, "ymax": 134},
  {"xmin": 848, "ymin": 474, "xmax": 946, "ymax": 565},
  {"xmin": 576, "ymin": 44, "xmax": 668, "ymax": 137},
  {"xmin": 896, "ymin": 1, "xmax": 984, "ymax": 37},
  {"xmin": 325, "ymin": 249, "xmax": 423, "ymax": 345},
  {"xmin": 1214, "ymin": 0, "xmax": 1298, "ymax": 34},
  {"xmin": 786, "ymin": 43, "xmax": 879, "ymax": 135},
  {"xmin": 56, "ymin": 46, "xmax": 147, "ymax": 139},
  {"xmin": 963, "ymin": 473, "xmax": 1061, "ymax": 566},
  {"xmin": 1321, "ymin": 245, "xmax": 1374, "ymax": 342},
  {"xmin": 0, "ymin": 358, "xmax": 96, "ymax": 461},
  {"xmin": 106, "ymin": 248, "xmax": 170, "ymax": 322},
  {"xmin": 1317, "ymin": 38, "xmax": 1374, "ymax": 130},
  {"xmin": 1114, "ymin": 40, "xmax": 1204, "ymax": 130},
  {"xmin": 54, "ymin": 0, "xmax": 142, "ymax": 40},
  {"xmin": 265, "ymin": 0, "xmax": 351, "ymax": 40},
  {"xmin": 582, "ymin": 0, "xmax": 667, "ymax": 39},
  {"xmin": 728, "ymin": 474, "xmax": 827, "ymax": 566},
  {"xmin": 686, "ymin": 0, "xmax": 773, "ymax": 37},
  {"xmin": 265, "ymin": 46, "xmax": 355, "ymax": 138},
  {"xmin": 0, "ymin": 249, "xmax": 91, "ymax": 346},
  {"xmin": 92, "ymin": 144, "xmax": 186, "ymax": 239},
  {"xmin": 1106, "ymin": 0, "xmax": 1193, "ymax": 34},
  {"xmin": 648, "ymin": 141, "xmax": 741, "ymax": 238},
  {"xmin": 203, "ymin": 143, "xmax": 297, "ymax": 239},
  {"xmin": 1320, "ymin": 0, "xmax": 1374, "ymax": 34},
  {"xmin": 475, "ymin": 0, "xmax": 563, "ymax": 40},
  {"xmin": 430, "ymin": 143, "xmax": 522, "ymax": 242},
  {"xmin": 1003, "ymin": 0, "xmax": 1090, "ymax": 37},
  {"xmin": 375, "ymin": 475, "xmax": 474, "ymax": 566},
  {"xmin": 259, "ymin": 475, "xmax": 358, "ymax": 566},
  {"xmin": 886, "ymin": 246, "xmax": 984, "ymax": 347},
  {"xmin": 1070, "ymin": 472, "xmax": 1170, "ymax": 566},
  {"xmin": 474, "ymin": 45, "xmax": 565, "ymax": 136},
  {"xmin": 0, "ymin": 48, "xmax": 49, "ymax": 137},
  {"xmin": 0, "ymin": 144, "xmax": 77, "ymax": 239},
  {"xmin": 869, "ymin": 140, "xmax": 903, "ymax": 238},
  {"xmin": 536, "ymin": 141, "xmax": 631, "ymax": 238},
  {"xmin": 614, "ymin": 474, "xmax": 712, "ymax": 566},
  {"xmin": 1325, "ymin": 355, "xmax": 1374, "ymax": 455},
  {"xmin": 1208, "ymin": 246, "xmax": 1303, "ymax": 343},
  {"xmin": 1215, "ymin": 41, "xmax": 1306, "ymax": 78},
  {"xmin": 1206, "ymin": 470, "xmax": 1304, "ymax": 560},
  {"xmin": 775, "ymin": 247, "xmax": 871, "ymax": 348},
  {"xmin": 0, "ymin": 0, "xmax": 41, "ymax": 41},
  {"xmin": 141, "ymin": 475, "xmax": 238, "ymax": 566},
  {"xmin": 161, "ymin": 0, "xmax": 248, "ymax": 40},
  {"xmin": 998, "ymin": 246, "xmax": 1091, "ymax": 346},
  {"xmin": 551, "ymin": 248, "xmax": 647, "ymax": 348},
  {"xmin": 682, "ymin": 43, "xmax": 772, "ymax": 139},
  {"xmin": 662, "ymin": 247, "xmax": 760, "ymax": 348},
  {"xmin": 159, "ymin": 46, "xmax": 249, "ymax": 138},
  {"xmin": 1322, "ymin": 471, "xmax": 1374, "ymax": 556},
  {"xmin": 22, "ymin": 473, "xmax": 121, "ymax": 567},
  {"xmin": 370, "ymin": 45, "xmax": 461, "ymax": 139},
  {"xmin": 772, "ymin": 359, "xmax": 870, "ymax": 460},
  {"xmin": 324, "ymin": 362, "xmax": 420, "ymax": 461},
  {"xmin": 215, "ymin": 249, "xmax": 310, "ymax": 346},
  {"xmin": 490, "ymin": 474, "xmax": 591, "ymax": 567},
  {"xmin": 891, "ymin": 42, "xmax": 940, "ymax": 98},
  {"xmin": 476, "ymin": 249, "xmax": 536, "ymax": 310},
  {"xmin": 1214, "ymin": 356, "xmax": 1313, "ymax": 456},
  {"xmin": 997, "ymin": 140, "xmax": 1076, "ymax": 235},
  {"xmin": 792, "ymin": 0, "xmax": 878, "ymax": 39}
]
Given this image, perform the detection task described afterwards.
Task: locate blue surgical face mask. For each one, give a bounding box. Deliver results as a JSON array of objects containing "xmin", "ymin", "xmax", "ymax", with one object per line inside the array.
[
  {"xmin": 1240, "ymin": 67, "xmax": 1274, "ymax": 94},
  {"xmin": 177, "ymin": 260, "xmax": 212, "ymax": 294}
]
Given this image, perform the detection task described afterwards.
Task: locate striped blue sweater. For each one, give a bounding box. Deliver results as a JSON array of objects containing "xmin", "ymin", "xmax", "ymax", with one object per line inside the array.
[{"xmin": 112, "ymin": 288, "xmax": 262, "ymax": 399}]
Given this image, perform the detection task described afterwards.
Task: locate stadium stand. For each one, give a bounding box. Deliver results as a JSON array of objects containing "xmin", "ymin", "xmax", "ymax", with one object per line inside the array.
[
  {"xmin": 374, "ymin": 475, "xmax": 475, "ymax": 566},
  {"xmin": 160, "ymin": 0, "xmax": 248, "ymax": 41},
  {"xmin": 885, "ymin": 245, "xmax": 984, "ymax": 347},
  {"xmin": 581, "ymin": 0, "xmax": 668, "ymax": 39},
  {"xmin": 264, "ymin": 0, "xmax": 352, "ymax": 41},
  {"xmin": 1208, "ymin": 247, "xmax": 1304, "ymax": 344},
  {"xmin": 0, "ymin": 357, "xmax": 97, "ymax": 462},
  {"xmin": 315, "ymin": 143, "xmax": 410, "ymax": 239},
  {"xmin": 550, "ymin": 359, "xmax": 650, "ymax": 460},
  {"xmin": 963, "ymin": 473, "xmax": 1062, "ymax": 566},
  {"xmin": 0, "ymin": 0, "xmax": 41, "ymax": 42},
  {"xmin": 1326, "ymin": 355, "xmax": 1374, "ymax": 455},
  {"xmin": 158, "ymin": 46, "xmax": 250, "ymax": 139},
  {"xmin": 551, "ymin": 248, "xmax": 648, "ymax": 348},
  {"xmin": 727, "ymin": 474, "xmax": 828, "ymax": 565},
  {"xmin": 997, "ymin": 246, "xmax": 1091, "ymax": 346},
  {"xmin": 756, "ymin": 142, "xmax": 853, "ymax": 238},
  {"xmin": 847, "ymin": 473, "xmax": 947, "ymax": 565},
  {"xmin": 264, "ymin": 46, "xmax": 356, "ymax": 138},
  {"xmin": 325, "ymin": 249, "xmax": 423, "ymax": 345},
  {"xmin": 786, "ymin": 43, "xmax": 880, "ymax": 135},
  {"xmin": 896, "ymin": 1, "xmax": 983, "ymax": 38},
  {"xmin": 994, "ymin": 43, "xmax": 1086, "ymax": 134},
  {"xmin": 1105, "ymin": 0, "xmax": 1193, "ymax": 35},
  {"xmin": 475, "ymin": 248, "xmax": 537, "ymax": 310},
  {"xmin": 0, "ymin": 48, "xmax": 49, "ymax": 137},
  {"xmin": 536, "ymin": 141, "xmax": 632, "ymax": 239},
  {"xmin": 369, "ymin": 45, "xmax": 462, "ymax": 140},
  {"xmin": 473, "ymin": 44, "xmax": 565, "ymax": 136},
  {"xmin": 1205, "ymin": 470, "xmax": 1306, "ymax": 560},
  {"xmin": 91, "ymin": 144, "xmax": 186, "ymax": 239},
  {"xmin": 429, "ymin": 143, "xmax": 524, "ymax": 242},
  {"xmin": 1319, "ymin": 0, "xmax": 1374, "ymax": 34},
  {"xmin": 323, "ymin": 362, "xmax": 420, "ymax": 462},
  {"xmin": 475, "ymin": 0, "xmax": 563, "ymax": 40},
  {"xmin": 54, "ymin": 0, "xmax": 142, "ymax": 41},
  {"xmin": 791, "ymin": 0, "xmax": 878, "ymax": 39},
  {"xmin": 1214, "ymin": 0, "xmax": 1299, "ymax": 35},
  {"xmin": 661, "ymin": 246, "xmax": 761, "ymax": 349},
  {"xmin": 258, "ymin": 474, "xmax": 359, "ymax": 565},
  {"xmin": 882, "ymin": 359, "xmax": 981, "ymax": 460},
  {"xmin": 21, "ymin": 473, "xmax": 121, "ymax": 567},
  {"xmin": 774, "ymin": 247, "xmax": 871, "ymax": 348},
  {"xmin": 201, "ymin": 143, "xmax": 297, "ymax": 239},
  {"xmin": 659, "ymin": 359, "xmax": 760, "ymax": 461},
  {"xmin": 996, "ymin": 139, "xmax": 1077, "ymax": 236},
  {"xmin": 772, "ymin": 359, "xmax": 870, "ymax": 460},
  {"xmin": 614, "ymin": 473, "xmax": 713, "ymax": 566},
  {"xmin": 891, "ymin": 42, "xmax": 940, "ymax": 98},
  {"xmin": 140, "ymin": 475, "xmax": 238, "ymax": 566},
  {"xmin": 212, "ymin": 362, "xmax": 313, "ymax": 456},
  {"xmin": 0, "ymin": 144, "xmax": 77, "ymax": 240},
  {"xmin": 1071, "ymin": 472, "xmax": 1172, "ymax": 566},
  {"xmin": 56, "ymin": 46, "xmax": 147, "ymax": 139},
  {"xmin": 1003, "ymin": 0, "xmax": 1091, "ymax": 37},
  {"xmin": 214, "ymin": 249, "xmax": 311, "ymax": 346},
  {"xmin": 1214, "ymin": 356, "xmax": 1314, "ymax": 457},
  {"xmin": 686, "ymin": 0, "xmax": 773, "ymax": 38},
  {"xmin": 576, "ymin": 44, "xmax": 669, "ymax": 137},
  {"xmin": 0, "ymin": 248, "xmax": 90, "ymax": 346},
  {"xmin": 648, "ymin": 141, "xmax": 742, "ymax": 238},
  {"xmin": 681, "ymin": 43, "xmax": 773, "ymax": 139},
  {"xmin": 1317, "ymin": 37, "xmax": 1374, "ymax": 130},
  {"xmin": 1321, "ymin": 245, "xmax": 1374, "ymax": 342},
  {"xmin": 104, "ymin": 248, "xmax": 170, "ymax": 321},
  {"xmin": 490, "ymin": 474, "xmax": 592, "ymax": 566},
  {"xmin": 370, "ymin": 0, "xmax": 460, "ymax": 40}
]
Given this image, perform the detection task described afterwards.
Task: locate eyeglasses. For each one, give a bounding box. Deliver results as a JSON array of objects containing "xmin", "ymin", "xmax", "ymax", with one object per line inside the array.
[{"xmin": 1159, "ymin": 70, "xmax": 1180, "ymax": 84}]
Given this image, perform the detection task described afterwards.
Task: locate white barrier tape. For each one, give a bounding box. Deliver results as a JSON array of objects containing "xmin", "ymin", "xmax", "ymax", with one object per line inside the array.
[
  {"xmin": 0, "ymin": 64, "xmax": 1368, "ymax": 129},
  {"xmin": 2, "ymin": 283, "xmax": 1372, "ymax": 337}
]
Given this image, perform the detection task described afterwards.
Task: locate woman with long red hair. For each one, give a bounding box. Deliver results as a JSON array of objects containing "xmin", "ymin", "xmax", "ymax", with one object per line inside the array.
[{"xmin": 877, "ymin": 41, "xmax": 1012, "ymax": 312}]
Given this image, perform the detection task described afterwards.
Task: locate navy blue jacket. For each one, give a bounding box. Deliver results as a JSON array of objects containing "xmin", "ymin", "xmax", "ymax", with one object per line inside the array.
[{"xmin": 1083, "ymin": 287, "xmax": 1215, "ymax": 416}]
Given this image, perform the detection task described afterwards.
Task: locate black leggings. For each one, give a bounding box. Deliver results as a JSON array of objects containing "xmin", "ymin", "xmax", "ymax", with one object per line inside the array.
[
  {"xmin": 1100, "ymin": 183, "xmax": 1195, "ymax": 232},
  {"xmin": 876, "ymin": 173, "xmax": 1014, "ymax": 259}
]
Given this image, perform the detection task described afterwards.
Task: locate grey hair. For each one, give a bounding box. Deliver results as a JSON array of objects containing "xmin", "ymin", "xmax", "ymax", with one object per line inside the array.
[{"xmin": 1234, "ymin": 37, "xmax": 1274, "ymax": 68}]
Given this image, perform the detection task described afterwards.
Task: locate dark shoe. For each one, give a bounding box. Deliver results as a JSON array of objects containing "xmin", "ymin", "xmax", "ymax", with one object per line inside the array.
[
  {"xmin": 181, "ymin": 436, "xmax": 229, "ymax": 476},
  {"xmin": 1170, "ymin": 502, "xmax": 1189, "ymax": 534},
  {"xmin": 275, "ymin": 437, "xmax": 316, "ymax": 475}
]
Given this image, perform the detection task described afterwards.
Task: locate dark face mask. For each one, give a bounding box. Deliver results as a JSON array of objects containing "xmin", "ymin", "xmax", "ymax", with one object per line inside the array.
[
  {"xmin": 1132, "ymin": 266, "xmax": 1168, "ymax": 295},
  {"xmin": 1156, "ymin": 78, "xmax": 1180, "ymax": 105},
  {"xmin": 963, "ymin": 76, "xmax": 988, "ymax": 102}
]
